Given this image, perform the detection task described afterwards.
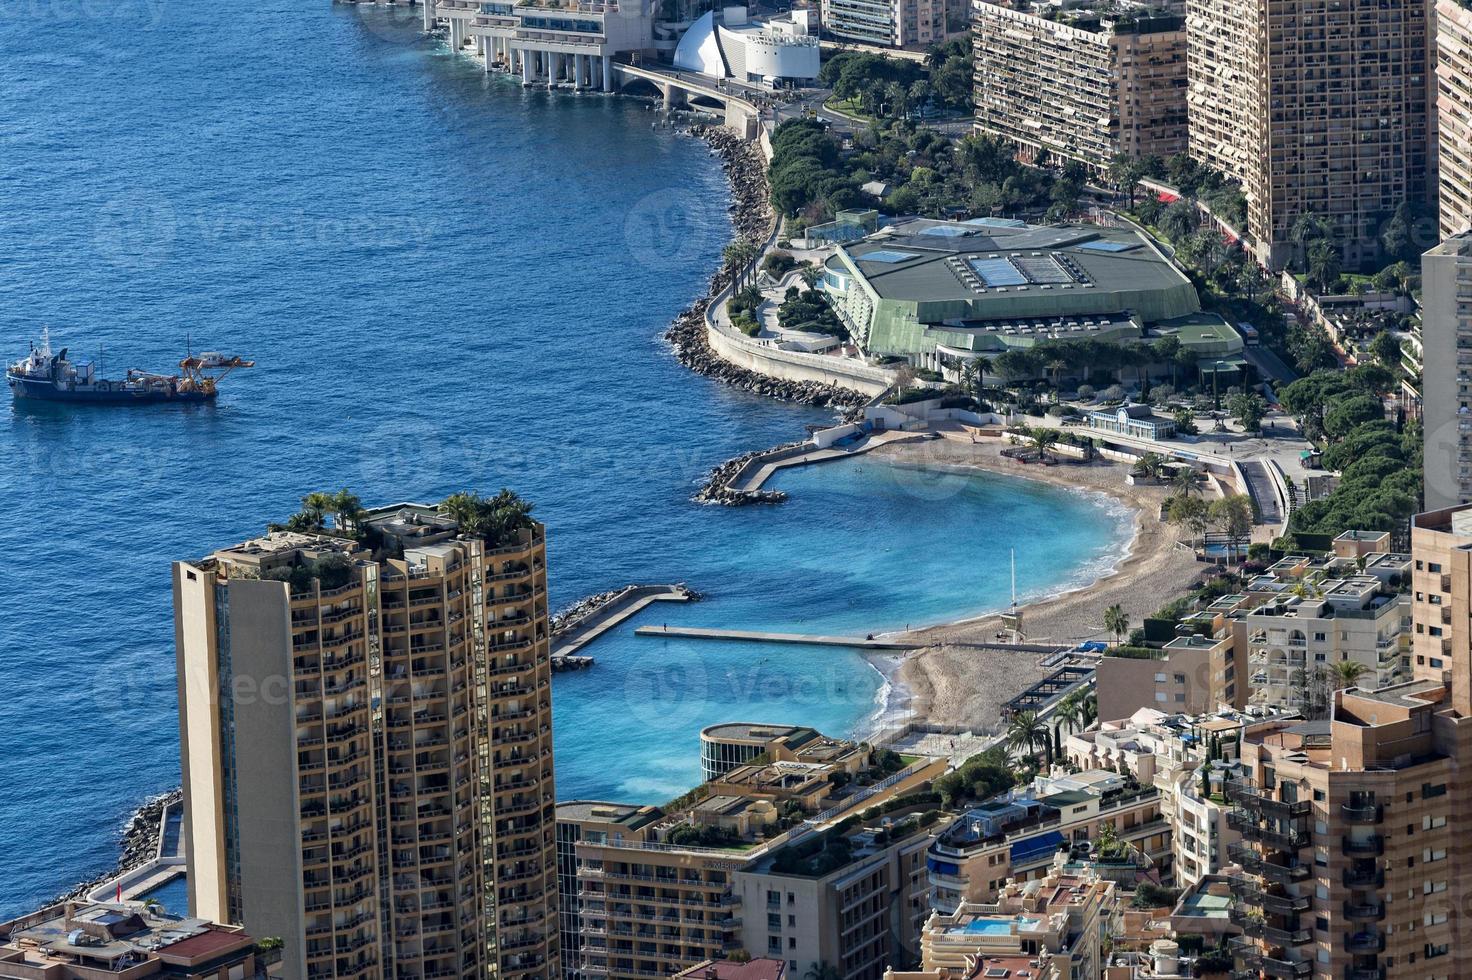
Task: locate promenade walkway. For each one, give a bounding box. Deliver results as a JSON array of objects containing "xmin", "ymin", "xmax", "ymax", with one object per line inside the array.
[{"xmin": 552, "ymin": 584, "xmax": 694, "ymax": 660}]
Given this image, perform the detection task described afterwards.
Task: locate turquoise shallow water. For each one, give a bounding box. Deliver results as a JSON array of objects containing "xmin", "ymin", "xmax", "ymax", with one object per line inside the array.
[{"xmin": 0, "ymin": 0, "xmax": 1128, "ymax": 914}]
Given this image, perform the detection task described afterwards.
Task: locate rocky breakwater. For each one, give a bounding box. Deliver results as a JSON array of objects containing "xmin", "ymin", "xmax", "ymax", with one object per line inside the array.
[
  {"xmin": 45, "ymin": 788, "xmax": 182, "ymax": 907},
  {"xmin": 695, "ymin": 440, "xmax": 807, "ymax": 506},
  {"xmin": 551, "ymin": 584, "xmax": 706, "ymax": 638},
  {"xmin": 665, "ymin": 125, "xmax": 869, "ymax": 410}
]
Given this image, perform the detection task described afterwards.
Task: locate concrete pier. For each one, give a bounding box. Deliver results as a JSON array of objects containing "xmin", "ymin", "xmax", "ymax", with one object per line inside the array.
[
  {"xmin": 634, "ymin": 626, "xmax": 923, "ymax": 650},
  {"xmin": 552, "ymin": 584, "xmax": 695, "ymax": 660}
]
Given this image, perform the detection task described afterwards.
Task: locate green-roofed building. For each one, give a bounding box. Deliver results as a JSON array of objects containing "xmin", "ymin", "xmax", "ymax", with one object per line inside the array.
[{"xmin": 819, "ymin": 217, "xmax": 1245, "ymax": 384}]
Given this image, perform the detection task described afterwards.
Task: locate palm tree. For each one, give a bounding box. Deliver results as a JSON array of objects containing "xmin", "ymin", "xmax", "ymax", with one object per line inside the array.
[
  {"xmin": 1027, "ymin": 426, "xmax": 1060, "ymax": 461},
  {"xmin": 1104, "ymin": 604, "xmax": 1130, "ymax": 647},
  {"xmin": 798, "ymin": 264, "xmax": 823, "ymax": 290},
  {"xmin": 1136, "ymin": 452, "xmax": 1167, "ymax": 483},
  {"xmin": 1331, "ymin": 659, "xmax": 1369, "ymax": 689},
  {"xmin": 1169, "ymin": 466, "xmax": 1201, "ymax": 499},
  {"xmin": 1055, "ymin": 690, "xmax": 1086, "ymax": 734},
  {"xmin": 723, "ymin": 240, "xmax": 758, "ymax": 290},
  {"xmin": 1007, "ymin": 709, "xmax": 1053, "ymax": 768},
  {"xmin": 961, "ymin": 356, "xmax": 993, "ymax": 401},
  {"xmin": 300, "ymin": 491, "xmax": 334, "ymax": 528},
  {"xmin": 328, "ymin": 488, "xmax": 365, "ymax": 535}
]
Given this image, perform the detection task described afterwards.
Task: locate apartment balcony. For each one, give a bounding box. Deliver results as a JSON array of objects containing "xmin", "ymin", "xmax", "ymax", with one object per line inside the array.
[
  {"xmin": 1229, "ymin": 879, "xmax": 1310, "ymax": 914},
  {"xmin": 1229, "ymin": 908, "xmax": 1311, "ymax": 946},
  {"xmin": 1342, "ymin": 867, "xmax": 1384, "ymax": 888},
  {"xmin": 1344, "ymin": 967, "xmax": 1385, "ymax": 980},
  {"xmin": 1228, "ymin": 843, "xmax": 1310, "ymax": 883},
  {"xmin": 1344, "ymin": 930, "xmax": 1386, "ymax": 954},
  {"xmin": 1342, "ymin": 835, "xmax": 1384, "ymax": 856},
  {"xmin": 1227, "ymin": 810, "xmax": 1310, "ymax": 850},
  {"xmin": 1343, "ymin": 901, "xmax": 1385, "ymax": 922},
  {"xmin": 1339, "ymin": 803, "xmax": 1382, "ymax": 824},
  {"xmin": 1227, "ymin": 781, "xmax": 1312, "ymax": 818}
]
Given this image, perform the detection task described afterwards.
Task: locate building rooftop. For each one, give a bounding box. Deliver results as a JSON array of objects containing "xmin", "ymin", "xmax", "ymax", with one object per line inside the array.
[
  {"xmin": 674, "ymin": 959, "xmax": 787, "ymax": 980},
  {"xmin": 842, "ymin": 221, "xmax": 1190, "ymax": 306},
  {"xmin": 0, "ymin": 903, "xmax": 255, "ymax": 978},
  {"xmin": 555, "ymin": 800, "xmax": 664, "ymax": 830}
]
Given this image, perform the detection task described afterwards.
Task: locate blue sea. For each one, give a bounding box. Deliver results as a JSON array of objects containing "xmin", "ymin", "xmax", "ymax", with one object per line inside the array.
[{"xmin": 0, "ymin": 0, "xmax": 1129, "ymax": 915}]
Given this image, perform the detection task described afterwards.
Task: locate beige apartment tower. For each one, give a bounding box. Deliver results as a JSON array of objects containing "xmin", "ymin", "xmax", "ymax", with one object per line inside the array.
[
  {"xmin": 1420, "ymin": 233, "xmax": 1472, "ymax": 511},
  {"xmin": 175, "ymin": 503, "xmax": 559, "ymax": 980},
  {"xmin": 1187, "ymin": 0, "xmax": 1430, "ymax": 268},
  {"xmin": 972, "ymin": 3, "xmax": 1187, "ymax": 171},
  {"xmin": 1437, "ymin": 0, "xmax": 1472, "ymax": 238}
]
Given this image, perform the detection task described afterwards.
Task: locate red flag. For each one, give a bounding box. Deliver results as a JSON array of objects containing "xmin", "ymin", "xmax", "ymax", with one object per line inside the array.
[{"xmin": 117, "ymin": 883, "xmax": 122, "ymax": 903}]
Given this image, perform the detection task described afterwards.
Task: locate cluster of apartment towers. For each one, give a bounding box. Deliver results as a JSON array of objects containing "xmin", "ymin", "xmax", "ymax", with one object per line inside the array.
[{"xmin": 10, "ymin": 493, "xmax": 1472, "ymax": 980}]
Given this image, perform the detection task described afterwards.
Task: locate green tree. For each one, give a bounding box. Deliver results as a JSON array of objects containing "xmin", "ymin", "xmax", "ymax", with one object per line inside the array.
[
  {"xmin": 1007, "ymin": 709, "xmax": 1054, "ymax": 768},
  {"xmin": 1166, "ymin": 495, "xmax": 1211, "ymax": 547},
  {"xmin": 1104, "ymin": 603, "xmax": 1130, "ymax": 646},
  {"xmin": 1209, "ymin": 494, "xmax": 1254, "ymax": 561},
  {"xmin": 1368, "ymin": 330, "xmax": 1403, "ymax": 370},
  {"xmin": 1307, "ymin": 238, "xmax": 1342, "ymax": 292},
  {"xmin": 1228, "ymin": 392, "xmax": 1267, "ymax": 434},
  {"xmin": 1331, "ymin": 659, "xmax": 1369, "ymax": 689}
]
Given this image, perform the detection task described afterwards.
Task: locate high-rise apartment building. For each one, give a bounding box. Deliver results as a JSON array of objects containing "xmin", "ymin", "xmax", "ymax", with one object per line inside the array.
[
  {"xmin": 174, "ymin": 502, "xmax": 558, "ymax": 980},
  {"xmin": 821, "ymin": 0, "xmax": 960, "ymax": 49},
  {"xmin": 1223, "ymin": 504, "xmax": 1472, "ymax": 980},
  {"xmin": 1187, "ymin": 0, "xmax": 1431, "ymax": 268},
  {"xmin": 1436, "ymin": 0, "xmax": 1472, "ymax": 238},
  {"xmin": 972, "ymin": 2, "xmax": 1187, "ymax": 171},
  {"xmin": 1420, "ymin": 232, "xmax": 1472, "ymax": 510}
]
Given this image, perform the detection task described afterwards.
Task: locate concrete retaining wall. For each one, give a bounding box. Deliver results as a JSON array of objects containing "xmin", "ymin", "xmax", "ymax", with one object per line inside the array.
[{"xmin": 705, "ymin": 320, "xmax": 894, "ymax": 395}]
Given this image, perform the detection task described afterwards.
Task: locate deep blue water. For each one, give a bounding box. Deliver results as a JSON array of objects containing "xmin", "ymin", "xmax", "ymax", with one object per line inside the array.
[{"xmin": 0, "ymin": 0, "xmax": 1128, "ymax": 916}]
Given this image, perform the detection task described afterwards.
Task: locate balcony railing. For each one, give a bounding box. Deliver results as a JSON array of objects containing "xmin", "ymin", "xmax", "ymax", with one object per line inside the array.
[
  {"xmin": 1342, "ymin": 835, "xmax": 1384, "ymax": 855},
  {"xmin": 1339, "ymin": 802, "xmax": 1382, "ymax": 824}
]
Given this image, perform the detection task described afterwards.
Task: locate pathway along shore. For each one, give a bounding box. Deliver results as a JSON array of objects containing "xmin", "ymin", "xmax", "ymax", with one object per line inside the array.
[
  {"xmin": 41, "ymin": 788, "xmax": 181, "ymax": 910},
  {"xmin": 665, "ymin": 125, "xmax": 867, "ymax": 411}
]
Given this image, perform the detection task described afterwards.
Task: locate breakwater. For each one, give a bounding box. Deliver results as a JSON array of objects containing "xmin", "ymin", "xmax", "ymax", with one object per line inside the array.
[
  {"xmin": 694, "ymin": 440, "xmax": 806, "ymax": 505},
  {"xmin": 664, "ymin": 125, "xmax": 869, "ymax": 410},
  {"xmin": 44, "ymin": 789, "xmax": 181, "ymax": 908}
]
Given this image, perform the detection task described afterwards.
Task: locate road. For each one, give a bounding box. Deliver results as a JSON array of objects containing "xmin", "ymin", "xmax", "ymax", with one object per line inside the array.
[{"xmin": 1238, "ymin": 459, "xmax": 1284, "ymax": 526}]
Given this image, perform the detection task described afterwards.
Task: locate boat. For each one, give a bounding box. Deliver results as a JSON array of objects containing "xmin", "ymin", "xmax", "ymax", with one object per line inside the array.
[{"xmin": 7, "ymin": 329, "xmax": 254, "ymax": 405}]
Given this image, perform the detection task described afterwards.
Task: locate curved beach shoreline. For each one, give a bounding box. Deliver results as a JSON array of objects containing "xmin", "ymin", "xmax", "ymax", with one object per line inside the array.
[{"xmin": 861, "ymin": 438, "xmax": 1203, "ymax": 734}]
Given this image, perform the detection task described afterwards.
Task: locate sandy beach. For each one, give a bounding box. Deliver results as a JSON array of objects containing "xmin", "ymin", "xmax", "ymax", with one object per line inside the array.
[{"xmin": 866, "ymin": 437, "xmax": 1208, "ymax": 734}]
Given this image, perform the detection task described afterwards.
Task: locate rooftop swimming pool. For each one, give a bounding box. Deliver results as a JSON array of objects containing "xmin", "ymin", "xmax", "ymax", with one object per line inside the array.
[{"xmin": 956, "ymin": 915, "xmax": 1040, "ymax": 936}]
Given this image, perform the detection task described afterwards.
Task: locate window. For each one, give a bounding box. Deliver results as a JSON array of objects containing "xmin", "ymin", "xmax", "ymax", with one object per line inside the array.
[
  {"xmin": 1424, "ymin": 783, "xmax": 1448, "ymax": 799},
  {"xmin": 788, "ymin": 937, "xmax": 797, "ymax": 950},
  {"xmin": 768, "ymin": 913, "xmax": 781, "ymax": 930},
  {"xmin": 767, "ymin": 890, "xmax": 780, "ymax": 908},
  {"xmin": 1425, "ymin": 848, "xmax": 1446, "ymax": 863},
  {"xmin": 768, "ymin": 938, "xmax": 782, "ymax": 954},
  {"xmin": 1424, "ymin": 880, "xmax": 1448, "ymax": 894},
  {"xmin": 1426, "ymin": 911, "xmax": 1449, "ymax": 925},
  {"xmin": 1424, "ymin": 815, "xmax": 1447, "ymax": 829},
  {"xmin": 1426, "ymin": 943, "xmax": 1449, "ymax": 959}
]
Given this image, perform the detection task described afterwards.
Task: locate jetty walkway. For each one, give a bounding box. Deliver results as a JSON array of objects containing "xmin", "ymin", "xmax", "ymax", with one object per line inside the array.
[
  {"xmin": 733, "ymin": 429, "xmax": 926, "ymax": 493},
  {"xmin": 635, "ymin": 624, "xmax": 1069, "ymax": 656},
  {"xmin": 552, "ymin": 584, "xmax": 695, "ymax": 661}
]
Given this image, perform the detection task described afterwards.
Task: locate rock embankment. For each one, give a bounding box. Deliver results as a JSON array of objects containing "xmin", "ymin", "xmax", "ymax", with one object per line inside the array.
[
  {"xmin": 694, "ymin": 441, "xmax": 807, "ymax": 506},
  {"xmin": 665, "ymin": 125, "xmax": 869, "ymax": 411},
  {"xmin": 551, "ymin": 584, "xmax": 705, "ymax": 637},
  {"xmin": 46, "ymin": 788, "xmax": 181, "ymax": 908}
]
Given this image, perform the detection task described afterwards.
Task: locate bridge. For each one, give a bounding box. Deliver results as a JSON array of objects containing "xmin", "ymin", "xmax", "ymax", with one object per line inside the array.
[{"xmin": 610, "ymin": 62, "xmax": 764, "ymax": 135}]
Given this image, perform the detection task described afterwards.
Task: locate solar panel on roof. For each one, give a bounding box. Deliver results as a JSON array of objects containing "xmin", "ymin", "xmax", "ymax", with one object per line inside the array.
[
  {"xmin": 1077, "ymin": 240, "xmax": 1138, "ymax": 253},
  {"xmin": 967, "ymin": 257, "xmax": 1027, "ymax": 286},
  {"xmin": 862, "ymin": 249, "xmax": 920, "ymax": 264}
]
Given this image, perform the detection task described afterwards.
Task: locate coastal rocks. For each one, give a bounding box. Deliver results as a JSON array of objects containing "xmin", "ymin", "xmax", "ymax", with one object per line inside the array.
[
  {"xmin": 45, "ymin": 788, "xmax": 181, "ymax": 908},
  {"xmin": 664, "ymin": 125, "xmax": 870, "ymax": 411},
  {"xmin": 694, "ymin": 441, "xmax": 805, "ymax": 506}
]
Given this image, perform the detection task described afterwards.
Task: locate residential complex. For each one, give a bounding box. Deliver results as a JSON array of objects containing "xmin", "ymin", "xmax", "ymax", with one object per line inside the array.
[
  {"xmin": 1095, "ymin": 631, "xmax": 1242, "ymax": 721},
  {"xmin": 1066, "ymin": 707, "xmax": 1263, "ymax": 888},
  {"xmin": 1185, "ymin": 0, "xmax": 1431, "ymax": 268},
  {"xmin": 898, "ymin": 853, "xmax": 1114, "ymax": 980},
  {"xmin": 0, "ymin": 903, "xmax": 268, "ymax": 980},
  {"xmin": 821, "ymin": 0, "xmax": 961, "ymax": 49},
  {"xmin": 173, "ymin": 504, "xmax": 558, "ymax": 980},
  {"xmin": 556, "ymin": 736, "xmax": 948, "ymax": 980},
  {"xmin": 1436, "ymin": 0, "xmax": 1472, "ymax": 238},
  {"xmin": 819, "ymin": 218, "xmax": 1243, "ymax": 377},
  {"xmin": 972, "ymin": 1, "xmax": 1187, "ymax": 171},
  {"xmin": 1420, "ymin": 231, "xmax": 1472, "ymax": 510},
  {"xmin": 925, "ymin": 768, "xmax": 1170, "ymax": 913}
]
